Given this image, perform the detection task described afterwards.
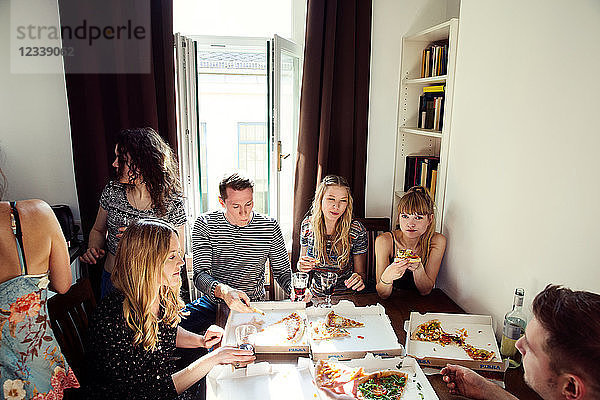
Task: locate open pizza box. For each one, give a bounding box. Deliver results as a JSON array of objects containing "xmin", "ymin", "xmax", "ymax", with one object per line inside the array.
[
  {"xmin": 206, "ymin": 358, "xmax": 321, "ymax": 400},
  {"xmin": 223, "ymin": 301, "xmax": 310, "ymax": 354},
  {"xmin": 405, "ymin": 312, "xmax": 508, "ymax": 374},
  {"xmin": 310, "ymin": 354, "xmax": 439, "ymax": 400},
  {"xmin": 306, "ymin": 300, "xmax": 405, "ymax": 360}
]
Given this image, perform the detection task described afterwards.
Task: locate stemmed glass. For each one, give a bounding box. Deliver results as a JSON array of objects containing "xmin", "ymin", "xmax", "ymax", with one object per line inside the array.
[
  {"xmin": 319, "ymin": 272, "xmax": 338, "ymax": 308},
  {"xmin": 292, "ymin": 272, "xmax": 309, "ymax": 301}
]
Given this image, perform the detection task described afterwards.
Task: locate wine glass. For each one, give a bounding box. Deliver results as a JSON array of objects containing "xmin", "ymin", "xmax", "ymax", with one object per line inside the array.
[
  {"xmin": 235, "ymin": 324, "xmax": 257, "ymax": 355},
  {"xmin": 319, "ymin": 272, "xmax": 338, "ymax": 308},
  {"xmin": 292, "ymin": 272, "xmax": 309, "ymax": 301}
]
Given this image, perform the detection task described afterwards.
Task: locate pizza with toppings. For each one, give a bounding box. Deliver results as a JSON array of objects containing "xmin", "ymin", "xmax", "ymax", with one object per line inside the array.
[
  {"xmin": 412, "ymin": 319, "xmax": 496, "ymax": 361},
  {"xmin": 395, "ymin": 249, "xmax": 421, "ymax": 263},
  {"xmin": 354, "ymin": 370, "xmax": 409, "ymax": 400},
  {"xmin": 326, "ymin": 311, "xmax": 364, "ymax": 328},
  {"xmin": 315, "ymin": 360, "xmax": 366, "ymax": 390},
  {"xmin": 463, "ymin": 344, "xmax": 496, "ymax": 361},
  {"xmin": 310, "ymin": 320, "xmax": 350, "ymax": 341},
  {"xmin": 264, "ymin": 312, "xmax": 305, "ymax": 343}
]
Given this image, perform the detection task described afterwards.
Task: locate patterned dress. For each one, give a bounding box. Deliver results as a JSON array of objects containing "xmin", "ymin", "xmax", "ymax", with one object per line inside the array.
[
  {"xmin": 300, "ymin": 217, "xmax": 368, "ymax": 296},
  {"xmin": 0, "ymin": 202, "xmax": 79, "ymax": 400}
]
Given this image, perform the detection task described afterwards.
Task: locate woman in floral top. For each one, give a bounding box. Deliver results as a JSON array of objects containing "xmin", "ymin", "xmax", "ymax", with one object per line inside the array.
[
  {"xmin": 0, "ymin": 180, "xmax": 79, "ymax": 399},
  {"xmin": 297, "ymin": 175, "xmax": 368, "ymax": 297},
  {"xmin": 83, "ymin": 219, "xmax": 254, "ymax": 399}
]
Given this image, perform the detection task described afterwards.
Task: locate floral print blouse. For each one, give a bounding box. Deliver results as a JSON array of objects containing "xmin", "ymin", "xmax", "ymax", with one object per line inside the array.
[{"xmin": 1, "ymin": 274, "xmax": 80, "ymax": 400}]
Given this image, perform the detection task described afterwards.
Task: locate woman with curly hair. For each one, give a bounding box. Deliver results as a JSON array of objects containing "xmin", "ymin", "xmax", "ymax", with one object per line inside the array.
[
  {"xmin": 375, "ymin": 186, "xmax": 446, "ymax": 297},
  {"xmin": 84, "ymin": 219, "xmax": 254, "ymax": 399},
  {"xmin": 80, "ymin": 128, "xmax": 186, "ymax": 298},
  {"xmin": 297, "ymin": 175, "xmax": 367, "ymax": 297}
]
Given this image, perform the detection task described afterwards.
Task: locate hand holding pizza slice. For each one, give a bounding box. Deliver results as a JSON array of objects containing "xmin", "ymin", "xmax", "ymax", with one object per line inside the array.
[{"xmin": 395, "ymin": 248, "xmax": 421, "ymax": 264}]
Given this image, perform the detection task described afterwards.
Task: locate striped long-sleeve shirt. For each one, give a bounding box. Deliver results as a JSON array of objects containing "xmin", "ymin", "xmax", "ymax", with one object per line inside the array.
[{"xmin": 192, "ymin": 210, "xmax": 292, "ymax": 304}]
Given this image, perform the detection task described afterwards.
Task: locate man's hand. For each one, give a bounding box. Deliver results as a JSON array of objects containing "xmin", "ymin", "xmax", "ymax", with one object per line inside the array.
[
  {"xmin": 202, "ymin": 325, "xmax": 224, "ymax": 348},
  {"xmin": 216, "ymin": 284, "xmax": 253, "ymax": 313},
  {"xmin": 441, "ymin": 364, "xmax": 515, "ymax": 400}
]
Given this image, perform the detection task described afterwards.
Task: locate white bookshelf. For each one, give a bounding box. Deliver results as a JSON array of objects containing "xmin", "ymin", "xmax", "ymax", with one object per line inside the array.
[{"xmin": 392, "ymin": 19, "xmax": 459, "ymax": 231}]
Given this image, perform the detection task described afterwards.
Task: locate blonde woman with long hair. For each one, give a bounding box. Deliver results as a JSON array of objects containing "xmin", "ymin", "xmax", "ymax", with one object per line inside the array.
[
  {"xmin": 84, "ymin": 219, "xmax": 254, "ymax": 399},
  {"xmin": 297, "ymin": 175, "xmax": 367, "ymax": 297},
  {"xmin": 375, "ymin": 186, "xmax": 446, "ymax": 298}
]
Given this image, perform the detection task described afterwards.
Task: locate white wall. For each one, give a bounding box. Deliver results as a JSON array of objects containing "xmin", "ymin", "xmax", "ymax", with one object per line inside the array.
[
  {"xmin": 366, "ymin": 0, "xmax": 459, "ymax": 218},
  {"xmin": 438, "ymin": 0, "xmax": 600, "ymax": 333},
  {"xmin": 0, "ymin": 0, "xmax": 79, "ymax": 221}
]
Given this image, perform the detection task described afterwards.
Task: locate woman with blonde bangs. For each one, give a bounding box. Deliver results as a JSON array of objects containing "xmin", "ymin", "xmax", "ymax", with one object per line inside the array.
[
  {"xmin": 297, "ymin": 175, "xmax": 367, "ymax": 297},
  {"xmin": 375, "ymin": 186, "xmax": 446, "ymax": 298},
  {"xmin": 84, "ymin": 219, "xmax": 254, "ymax": 399}
]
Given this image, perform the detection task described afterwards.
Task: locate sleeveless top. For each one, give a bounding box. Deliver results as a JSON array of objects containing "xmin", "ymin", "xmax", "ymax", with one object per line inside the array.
[
  {"xmin": 388, "ymin": 231, "xmax": 418, "ymax": 291},
  {"xmin": 0, "ymin": 202, "xmax": 79, "ymax": 399}
]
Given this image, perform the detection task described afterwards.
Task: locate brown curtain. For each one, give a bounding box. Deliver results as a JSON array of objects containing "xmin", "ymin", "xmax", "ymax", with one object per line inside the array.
[
  {"xmin": 291, "ymin": 0, "xmax": 372, "ymax": 267},
  {"xmin": 58, "ymin": 0, "xmax": 177, "ymax": 235}
]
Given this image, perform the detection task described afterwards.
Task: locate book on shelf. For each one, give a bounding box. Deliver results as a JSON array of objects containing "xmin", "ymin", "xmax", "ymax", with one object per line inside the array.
[
  {"xmin": 404, "ymin": 156, "xmax": 439, "ymax": 200},
  {"xmin": 417, "ymin": 86, "xmax": 445, "ymax": 131},
  {"xmin": 420, "ymin": 41, "xmax": 449, "ymax": 78}
]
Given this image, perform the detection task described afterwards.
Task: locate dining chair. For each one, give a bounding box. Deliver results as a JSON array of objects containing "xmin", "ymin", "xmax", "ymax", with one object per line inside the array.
[{"xmin": 355, "ymin": 217, "xmax": 390, "ymax": 292}]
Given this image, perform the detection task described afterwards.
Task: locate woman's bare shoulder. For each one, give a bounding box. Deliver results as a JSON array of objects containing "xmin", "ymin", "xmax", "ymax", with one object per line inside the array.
[{"xmin": 431, "ymin": 232, "xmax": 447, "ymax": 247}]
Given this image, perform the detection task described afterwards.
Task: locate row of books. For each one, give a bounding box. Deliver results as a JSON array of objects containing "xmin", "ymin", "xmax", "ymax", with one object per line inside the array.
[
  {"xmin": 404, "ymin": 156, "xmax": 439, "ymax": 200},
  {"xmin": 420, "ymin": 42, "xmax": 448, "ymax": 78},
  {"xmin": 418, "ymin": 85, "xmax": 445, "ymax": 131}
]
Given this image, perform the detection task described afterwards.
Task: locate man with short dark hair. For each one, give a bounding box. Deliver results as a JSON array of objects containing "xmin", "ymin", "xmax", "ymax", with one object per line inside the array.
[
  {"xmin": 180, "ymin": 172, "xmax": 292, "ymax": 333},
  {"xmin": 441, "ymin": 285, "xmax": 600, "ymax": 400}
]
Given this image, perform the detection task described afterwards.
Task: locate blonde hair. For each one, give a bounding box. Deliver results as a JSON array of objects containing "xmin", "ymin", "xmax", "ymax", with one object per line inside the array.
[
  {"xmin": 111, "ymin": 218, "xmax": 185, "ymax": 351},
  {"xmin": 397, "ymin": 186, "xmax": 436, "ymax": 265},
  {"xmin": 309, "ymin": 175, "xmax": 353, "ymax": 269}
]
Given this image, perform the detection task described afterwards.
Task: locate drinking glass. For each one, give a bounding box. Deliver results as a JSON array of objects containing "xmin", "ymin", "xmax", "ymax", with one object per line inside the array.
[
  {"xmin": 292, "ymin": 272, "xmax": 309, "ymax": 301},
  {"xmin": 319, "ymin": 272, "xmax": 338, "ymax": 308},
  {"xmin": 235, "ymin": 324, "xmax": 257, "ymax": 355}
]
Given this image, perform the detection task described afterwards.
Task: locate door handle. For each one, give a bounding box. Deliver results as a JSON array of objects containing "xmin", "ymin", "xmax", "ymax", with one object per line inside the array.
[{"xmin": 277, "ymin": 141, "xmax": 290, "ymax": 171}]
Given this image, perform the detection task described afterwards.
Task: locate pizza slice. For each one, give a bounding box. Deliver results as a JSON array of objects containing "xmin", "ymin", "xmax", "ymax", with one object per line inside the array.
[
  {"xmin": 395, "ymin": 248, "xmax": 421, "ymax": 263},
  {"xmin": 266, "ymin": 312, "xmax": 306, "ymax": 343},
  {"xmin": 310, "ymin": 320, "xmax": 350, "ymax": 341},
  {"xmin": 353, "ymin": 370, "xmax": 409, "ymax": 400},
  {"xmin": 315, "ymin": 360, "xmax": 366, "ymax": 390},
  {"xmin": 326, "ymin": 311, "xmax": 365, "ymax": 328},
  {"xmin": 463, "ymin": 344, "xmax": 496, "ymax": 361},
  {"xmin": 411, "ymin": 319, "xmax": 444, "ymax": 342}
]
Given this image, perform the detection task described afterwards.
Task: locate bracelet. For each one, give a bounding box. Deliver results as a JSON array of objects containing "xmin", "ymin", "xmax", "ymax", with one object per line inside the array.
[{"xmin": 379, "ymin": 277, "xmax": 393, "ymax": 285}]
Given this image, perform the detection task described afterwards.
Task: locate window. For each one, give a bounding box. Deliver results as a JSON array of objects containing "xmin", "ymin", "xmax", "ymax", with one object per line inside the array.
[{"xmin": 238, "ymin": 122, "xmax": 268, "ymax": 214}]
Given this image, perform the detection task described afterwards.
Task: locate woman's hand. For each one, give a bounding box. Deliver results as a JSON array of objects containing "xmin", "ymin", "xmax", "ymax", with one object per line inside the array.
[
  {"xmin": 344, "ymin": 273, "xmax": 365, "ymax": 291},
  {"xmin": 80, "ymin": 246, "xmax": 106, "ymax": 264},
  {"xmin": 116, "ymin": 226, "xmax": 127, "ymax": 239},
  {"xmin": 381, "ymin": 258, "xmax": 411, "ymax": 283},
  {"xmin": 297, "ymin": 255, "xmax": 317, "ymax": 272},
  {"xmin": 208, "ymin": 346, "xmax": 256, "ymax": 368},
  {"xmin": 201, "ymin": 325, "xmax": 224, "ymax": 348}
]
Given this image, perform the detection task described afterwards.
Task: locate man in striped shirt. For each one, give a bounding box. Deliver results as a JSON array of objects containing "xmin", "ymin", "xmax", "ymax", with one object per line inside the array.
[{"xmin": 181, "ymin": 173, "xmax": 292, "ymax": 334}]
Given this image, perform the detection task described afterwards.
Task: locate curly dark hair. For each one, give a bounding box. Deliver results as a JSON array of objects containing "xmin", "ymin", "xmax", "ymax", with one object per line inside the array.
[
  {"xmin": 116, "ymin": 127, "xmax": 182, "ymax": 216},
  {"xmin": 533, "ymin": 285, "xmax": 600, "ymax": 396}
]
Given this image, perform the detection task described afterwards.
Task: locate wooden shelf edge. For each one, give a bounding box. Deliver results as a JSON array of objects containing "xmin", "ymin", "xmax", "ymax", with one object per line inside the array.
[
  {"xmin": 404, "ymin": 75, "xmax": 447, "ymax": 85},
  {"xmin": 399, "ymin": 127, "xmax": 443, "ymax": 138}
]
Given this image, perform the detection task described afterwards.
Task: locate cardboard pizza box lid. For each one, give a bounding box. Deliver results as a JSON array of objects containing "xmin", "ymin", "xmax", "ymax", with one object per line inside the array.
[
  {"xmin": 405, "ymin": 312, "xmax": 508, "ymax": 373},
  {"xmin": 306, "ymin": 300, "xmax": 405, "ymax": 360},
  {"xmin": 310, "ymin": 353, "xmax": 439, "ymax": 400},
  {"xmin": 206, "ymin": 357, "xmax": 321, "ymax": 400},
  {"xmin": 223, "ymin": 301, "xmax": 310, "ymax": 354}
]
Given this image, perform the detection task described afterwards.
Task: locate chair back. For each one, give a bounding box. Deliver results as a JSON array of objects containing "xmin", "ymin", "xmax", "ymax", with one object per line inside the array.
[
  {"xmin": 47, "ymin": 278, "xmax": 97, "ymax": 377},
  {"xmin": 355, "ymin": 217, "xmax": 390, "ymax": 292}
]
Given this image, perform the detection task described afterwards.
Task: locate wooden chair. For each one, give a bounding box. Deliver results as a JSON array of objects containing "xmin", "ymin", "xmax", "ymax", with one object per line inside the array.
[
  {"xmin": 355, "ymin": 217, "xmax": 390, "ymax": 292},
  {"xmin": 47, "ymin": 278, "xmax": 97, "ymax": 377}
]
